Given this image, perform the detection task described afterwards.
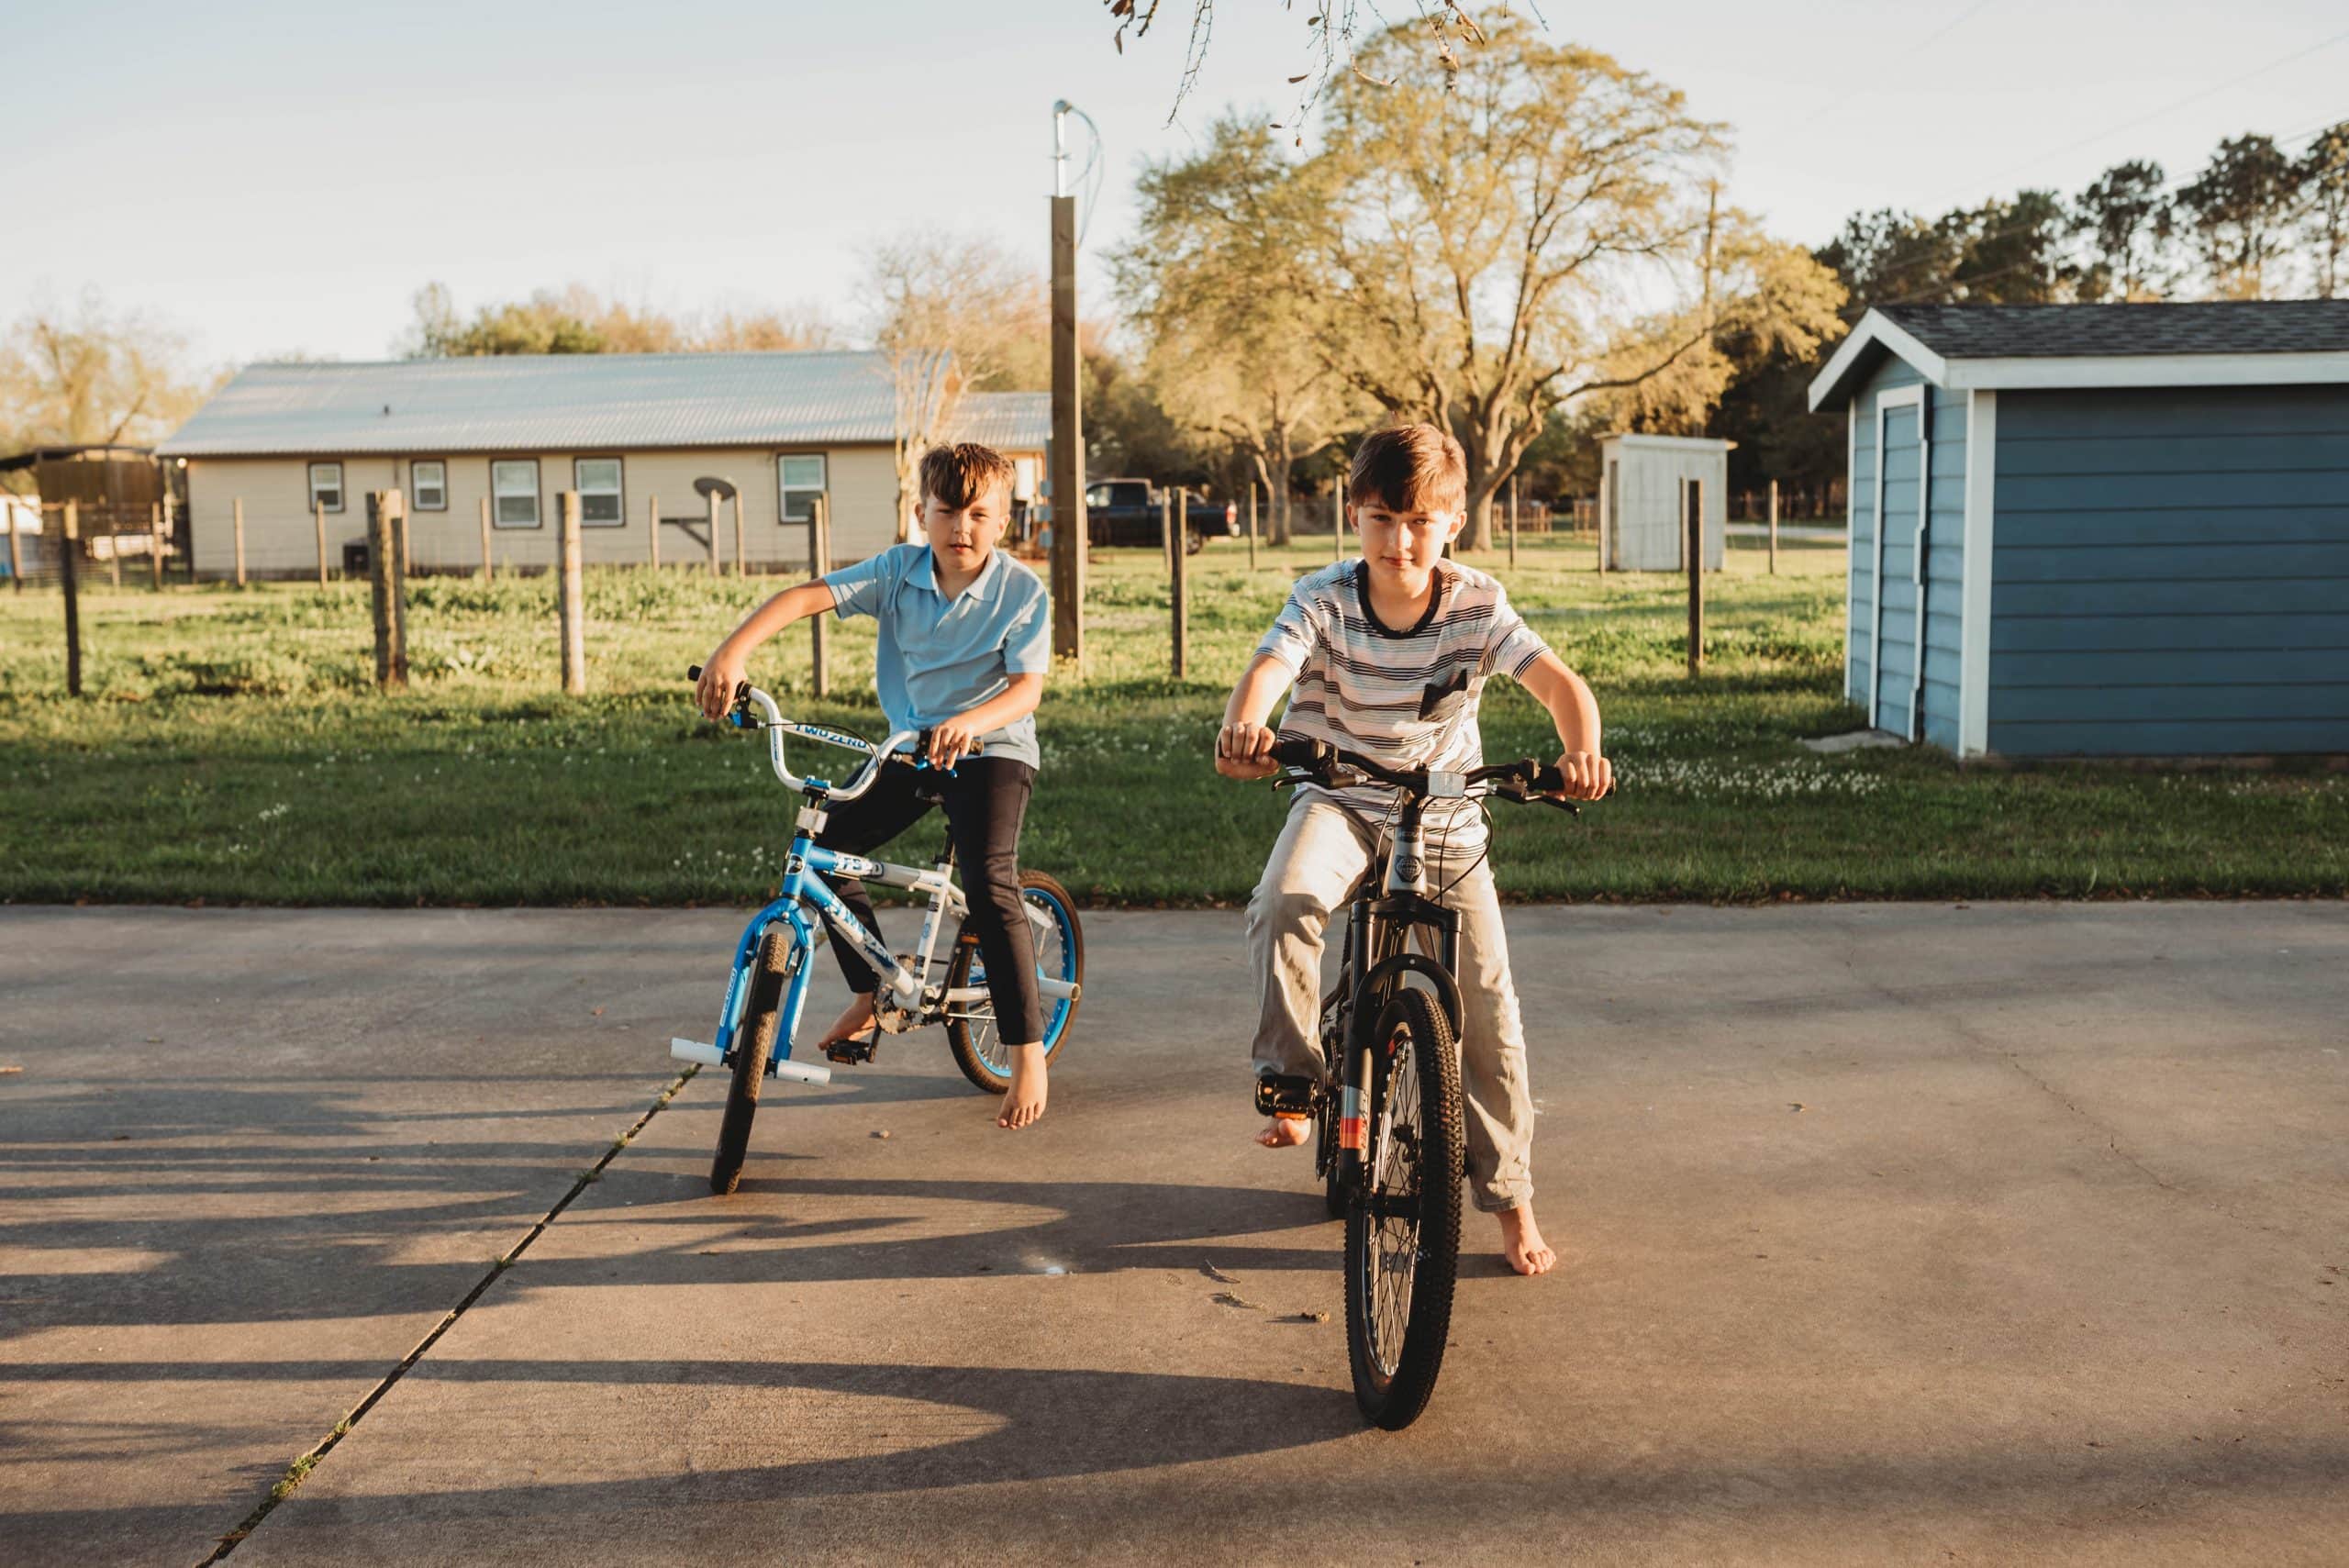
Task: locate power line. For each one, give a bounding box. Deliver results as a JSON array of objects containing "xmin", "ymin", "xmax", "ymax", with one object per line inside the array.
[
  {"xmin": 1783, "ymin": 0, "xmax": 2001, "ymax": 138},
  {"xmin": 1923, "ymin": 26, "xmax": 2349, "ymax": 207}
]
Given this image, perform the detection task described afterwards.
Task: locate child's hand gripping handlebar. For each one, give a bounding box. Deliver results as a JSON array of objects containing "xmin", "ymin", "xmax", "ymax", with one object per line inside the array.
[
  {"xmin": 1269, "ymin": 737, "xmax": 1595, "ymax": 812},
  {"xmin": 685, "ymin": 664, "xmax": 920, "ymax": 800}
]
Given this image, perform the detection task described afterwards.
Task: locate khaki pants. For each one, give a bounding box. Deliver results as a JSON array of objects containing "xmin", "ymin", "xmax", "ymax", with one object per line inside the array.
[{"xmin": 1245, "ymin": 793, "xmax": 1535, "ymax": 1213}]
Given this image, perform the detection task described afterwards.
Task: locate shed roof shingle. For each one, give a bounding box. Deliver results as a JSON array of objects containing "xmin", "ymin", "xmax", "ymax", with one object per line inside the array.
[{"xmin": 1879, "ymin": 301, "xmax": 2349, "ymax": 359}]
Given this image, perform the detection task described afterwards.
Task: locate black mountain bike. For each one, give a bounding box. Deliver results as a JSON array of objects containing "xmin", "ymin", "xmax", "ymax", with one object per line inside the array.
[{"xmin": 1258, "ymin": 737, "xmax": 1584, "ymax": 1429}]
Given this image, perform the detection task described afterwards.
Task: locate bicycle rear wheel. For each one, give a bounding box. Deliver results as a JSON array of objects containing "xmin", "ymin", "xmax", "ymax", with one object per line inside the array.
[
  {"xmin": 945, "ymin": 871, "xmax": 1084, "ymax": 1095},
  {"xmin": 1343, "ymin": 987, "xmax": 1464, "ymax": 1429},
  {"xmin": 710, "ymin": 929, "xmax": 791, "ymax": 1195}
]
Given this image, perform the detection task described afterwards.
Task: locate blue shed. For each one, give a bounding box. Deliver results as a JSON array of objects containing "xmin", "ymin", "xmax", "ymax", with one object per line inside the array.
[{"xmin": 1808, "ymin": 301, "xmax": 2349, "ymax": 759}]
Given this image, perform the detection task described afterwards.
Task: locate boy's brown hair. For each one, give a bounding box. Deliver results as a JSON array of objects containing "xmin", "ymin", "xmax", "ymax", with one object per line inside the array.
[
  {"xmin": 1349, "ymin": 423, "xmax": 1467, "ymax": 515},
  {"xmin": 919, "ymin": 442, "xmax": 1019, "ymax": 511}
]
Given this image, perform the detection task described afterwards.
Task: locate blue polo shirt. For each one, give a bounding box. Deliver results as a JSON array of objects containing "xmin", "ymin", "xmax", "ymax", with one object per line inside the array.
[{"xmin": 823, "ymin": 544, "xmax": 1051, "ymax": 770}]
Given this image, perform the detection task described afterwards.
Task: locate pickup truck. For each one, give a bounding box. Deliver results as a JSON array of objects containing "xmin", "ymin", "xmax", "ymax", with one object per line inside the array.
[{"xmin": 1081, "ymin": 478, "xmax": 1237, "ymax": 553}]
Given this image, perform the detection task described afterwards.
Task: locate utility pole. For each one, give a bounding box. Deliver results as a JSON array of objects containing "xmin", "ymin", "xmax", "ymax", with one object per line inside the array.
[{"xmin": 1049, "ymin": 99, "xmax": 1088, "ymax": 663}]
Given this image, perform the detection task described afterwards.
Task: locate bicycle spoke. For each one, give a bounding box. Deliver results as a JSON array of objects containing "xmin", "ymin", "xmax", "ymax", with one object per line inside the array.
[{"xmin": 1364, "ymin": 1024, "xmax": 1424, "ymax": 1378}]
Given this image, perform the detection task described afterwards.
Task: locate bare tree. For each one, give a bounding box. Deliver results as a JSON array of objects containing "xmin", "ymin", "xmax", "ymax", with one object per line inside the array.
[
  {"xmin": 1104, "ymin": 0, "xmax": 1488, "ymax": 130},
  {"xmin": 0, "ymin": 290, "xmax": 217, "ymax": 457},
  {"xmin": 860, "ymin": 233, "xmax": 1049, "ymax": 541}
]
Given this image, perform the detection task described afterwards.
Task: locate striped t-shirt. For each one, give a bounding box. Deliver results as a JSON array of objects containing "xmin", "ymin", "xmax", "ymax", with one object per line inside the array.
[{"xmin": 1256, "ymin": 559, "xmax": 1552, "ymax": 845}]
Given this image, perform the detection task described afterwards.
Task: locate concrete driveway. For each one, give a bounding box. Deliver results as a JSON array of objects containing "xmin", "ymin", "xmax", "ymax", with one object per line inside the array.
[{"xmin": 3, "ymin": 903, "xmax": 2344, "ymax": 1566}]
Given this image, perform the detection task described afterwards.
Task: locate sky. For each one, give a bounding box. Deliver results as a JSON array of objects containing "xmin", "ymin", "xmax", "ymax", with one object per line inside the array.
[{"xmin": 8, "ymin": 0, "xmax": 2347, "ymax": 374}]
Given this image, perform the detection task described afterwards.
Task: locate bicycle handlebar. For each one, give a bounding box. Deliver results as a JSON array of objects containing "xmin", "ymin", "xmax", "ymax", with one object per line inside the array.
[
  {"xmin": 1270, "ymin": 736, "xmax": 1592, "ymax": 807},
  {"xmin": 686, "ymin": 664, "xmax": 918, "ymax": 800}
]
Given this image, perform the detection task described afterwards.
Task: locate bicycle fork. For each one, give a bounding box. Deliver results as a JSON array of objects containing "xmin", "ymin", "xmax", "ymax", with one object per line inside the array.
[{"xmin": 1336, "ymin": 895, "xmax": 1465, "ymax": 1196}]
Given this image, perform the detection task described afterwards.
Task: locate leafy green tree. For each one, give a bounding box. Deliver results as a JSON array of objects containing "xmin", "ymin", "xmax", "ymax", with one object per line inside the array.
[
  {"xmin": 1117, "ymin": 117, "xmax": 1363, "ymax": 544},
  {"xmin": 1815, "ymin": 208, "xmax": 1963, "ymax": 309},
  {"xmin": 2298, "ymin": 123, "xmax": 2349, "ymax": 299},
  {"xmin": 1285, "ymin": 12, "xmax": 1840, "ymax": 548},
  {"xmin": 1946, "ymin": 189, "xmax": 2076, "ymax": 303},
  {"xmin": 2073, "ymin": 161, "xmax": 2174, "ymax": 302},
  {"xmin": 2176, "ymin": 134, "xmax": 2299, "ymax": 298},
  {"xmin": 401, "ymin": 283, "xmax": 839, "ymax": 358}
]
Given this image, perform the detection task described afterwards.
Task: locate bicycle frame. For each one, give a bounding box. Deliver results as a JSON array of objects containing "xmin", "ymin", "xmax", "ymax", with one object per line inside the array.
[
  {"xmin": 705, "ymin": 817, "xmax": 1075, "ymax": 1077},
  {"xmin": 1330, "ymin": 795, "xmax": 1466, "ymax": 1187},
  {"xmin": 674, "ymin": 679, "xmax": 1075, "ymax": 1082}
]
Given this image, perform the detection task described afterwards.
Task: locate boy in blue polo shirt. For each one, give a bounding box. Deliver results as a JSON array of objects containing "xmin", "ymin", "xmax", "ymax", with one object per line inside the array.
[{"xmin": 695, "ymin": 444, "xmax": 1053, "ymax": 1129}]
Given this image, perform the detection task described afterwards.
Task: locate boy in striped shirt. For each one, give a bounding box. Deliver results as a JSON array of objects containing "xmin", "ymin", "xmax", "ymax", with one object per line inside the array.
[{"xmin": 1214, "ymin": 425, "xmax": 1612, "ymax": 1276}]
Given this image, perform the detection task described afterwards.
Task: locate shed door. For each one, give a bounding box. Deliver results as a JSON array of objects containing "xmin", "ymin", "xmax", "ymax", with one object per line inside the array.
[{"xmin": 1873, "ymin": 404, "xmax": 1923, "ymax": 733}]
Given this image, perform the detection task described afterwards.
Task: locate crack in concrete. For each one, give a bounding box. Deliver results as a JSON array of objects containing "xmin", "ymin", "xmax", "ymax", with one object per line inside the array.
[
  {"xmin": 195, "ymin": 1064, "xmax": 697, "ymax": 1565},
  {"xmin": 1831, "ymin": 932, "xmax": 2208, "ymax": 1205}
]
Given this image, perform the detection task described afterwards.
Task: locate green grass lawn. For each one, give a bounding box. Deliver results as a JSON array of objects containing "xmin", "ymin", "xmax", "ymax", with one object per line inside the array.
[{"xmin": 2, "ymin": 534, "xmax": 2342, "ymax": 906}]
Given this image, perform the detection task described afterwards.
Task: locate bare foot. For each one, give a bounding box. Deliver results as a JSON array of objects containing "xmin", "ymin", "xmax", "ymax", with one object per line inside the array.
[
  {"xmin": 1256, "ymin": 1115, "xmax": 1311, "ymax": 1150},
  {"xmin": 1497, "ymin": 1204, "xmax": 1557, "ymax": 1276},
  {"xmin": 997, "ymin": 1042, "xmax": 1047, "ymax": 1129},
  {"xmin": 820, "ymin": 992, "xmax": 877, "ymax": 1048}
]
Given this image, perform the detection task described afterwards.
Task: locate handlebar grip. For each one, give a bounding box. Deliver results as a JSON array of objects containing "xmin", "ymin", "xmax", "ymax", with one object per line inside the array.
[
  {"xmin": 1530, "ymin": 763, "xmax": 1565, "ymax": 794},
  {"xmin": 1270, "ymin": 738, "xmax": 1332, "ymax": 768},
  {"xmin": 687, "ymin": 664, "xmax": 703, "ymax": 681}
]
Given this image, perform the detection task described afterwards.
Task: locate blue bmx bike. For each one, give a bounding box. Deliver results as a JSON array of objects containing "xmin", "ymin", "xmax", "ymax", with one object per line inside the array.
[{"xmin": 672, "ymin": 666, "xmax": 1085, "ymax": 1194}]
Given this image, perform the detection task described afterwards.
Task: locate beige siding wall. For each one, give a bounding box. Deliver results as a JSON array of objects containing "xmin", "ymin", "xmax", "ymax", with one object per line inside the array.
[{"xmin": 185, "ymin": 446, "xmax": 904, "ymax": 578}]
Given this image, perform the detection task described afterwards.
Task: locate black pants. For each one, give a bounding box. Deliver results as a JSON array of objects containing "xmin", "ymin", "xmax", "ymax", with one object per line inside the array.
[{"xmin": 816, "ymin": 755, "xmax": 1043, "ymax": 1046}]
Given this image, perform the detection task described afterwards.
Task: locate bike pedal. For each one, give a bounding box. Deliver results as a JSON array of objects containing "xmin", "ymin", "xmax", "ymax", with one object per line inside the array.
[
  {"xmin": 1254, "ymin": 1073, "xmax": 1319, "ymax": 1118},
  {"xmin": 822, "ymin": 1035, "xmax": 880, "ymax": 1065}
]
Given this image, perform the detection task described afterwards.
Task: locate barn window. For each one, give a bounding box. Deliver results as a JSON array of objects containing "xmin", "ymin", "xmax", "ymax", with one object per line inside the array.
[
  {"xmin": 411, "ymin": 460, "xmax": 447, "ymax": 511},
  {"xmin": 777, "ymin": 453, "xmax": 826, "ymax": 523},
  {"xmin": 575, "ymin": 458, "xmax": 624, "ymax": 526},
  {"xmin": 492, "ymin": 460, "xmax": 540, "ymax": 528},
  {"xmin": 307, "ymin": 462, "xmax": 343, "ymax": 514}
]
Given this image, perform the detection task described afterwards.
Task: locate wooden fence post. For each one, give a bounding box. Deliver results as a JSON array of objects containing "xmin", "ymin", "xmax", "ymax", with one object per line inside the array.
[
  {"xmin": 150, "ymin": 497, "xmax": 166, "ymax": 588},
  {"xmin": 1508, "ymin": 476, "xmax": 1520, "ymax": 569},
  {"xmin": 398, "ymin": 495, "xmax": 413, "ymax": 580},
  {"xmin": 233, "ymin": 497, "xmax": 247, "ymax": 587},
  {"xmin": 173, "ymin": 490, "xmax": 191, "ymax": 584},
  {"xmin": 366, "ymin": 490, "xmax": 408, "ymax": 690},
  {"xmin": 1171, "ymin": 490, "xmax": 1189, "ymax": 678},
  {"xmin": 705, "ymin": 490, "xmax": 721, "ymax": 577},
  {"xmin": 732, "ymin": 492, "xmax": 746, "ymax": 577},
  {"xmin": 315, "ymin": 500, "xmax": 329, "ymax": 588},
  {"xmin": 1246, "ymin": 482, "xmax": 1258, "ymax": 571},
  {"xmin": 6, "ymin": 502, "xmax": 21, "ymax": 592},
  {"xmin": 1686, "ymin": 478, "xmax": 1704, "ymax": 678},
  {"xmin": 108, "ymin": 529, "xmax": 121, "ymax": 588},
  {"xmin": 1767, "ymin": 478, "xmax": 1780, "ymax": 576},
  {"xmin": 647, "ymin": 492, "xmax": 660, "ymax": 572},
  {"xmin": 61, "ymin": 503, "xmax": 82, "ymax": 696},
  {"xmin": 557, "ymin": 492, "xmax": 585, "ymax": 695},
  {"xmin": 478, "ymin": 495, "xmax": 494, "ymax": 582},
  {"xmin": 809, "ymin": 495, "xmax": 830, "ymax": 699}
]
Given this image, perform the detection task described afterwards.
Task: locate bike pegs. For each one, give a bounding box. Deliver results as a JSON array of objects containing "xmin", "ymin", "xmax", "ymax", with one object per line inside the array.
[{"xmin": 1254, "ymin": 1072, "xmax": 1319, "ymax": 1118}]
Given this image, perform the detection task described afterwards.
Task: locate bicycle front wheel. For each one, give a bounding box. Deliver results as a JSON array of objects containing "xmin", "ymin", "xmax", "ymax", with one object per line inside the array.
[
  {"xmin": 945, "ymin": 871, "xmax": 1084, "ymax": 1095},
  {"xmin": 710, "ymin": 929, "xmax": 790, "ymax": 1195},
  {"xmin": 1344, "ymin": 987, "xmax": 1464, "ymax": 1429}
]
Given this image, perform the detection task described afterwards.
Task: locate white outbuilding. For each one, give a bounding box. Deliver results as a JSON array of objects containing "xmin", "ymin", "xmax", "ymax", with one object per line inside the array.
[{"xmin": 1595, "ymin": 433, "xmax": 1732, "ymax": 572}]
